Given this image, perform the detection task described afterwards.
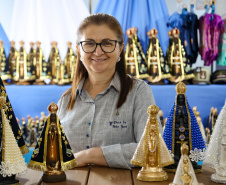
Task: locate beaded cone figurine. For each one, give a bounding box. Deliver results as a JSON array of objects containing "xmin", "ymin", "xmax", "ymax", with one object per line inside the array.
[
  {"xmin": 170, "ymin": 143, "xmax": 203, "ymax": 185},
  {"xmin": 0, "ymin": 77, "xmax": 28, "ymax": 185},
  {"xmin": 125, "ymin": 27, "xmax": 149, "ymax": 79},
  {"xmin": 203, "ymin": 100, "xmax": 226, "ymax": 184},
  {"xmin": 163, "ymin": 82, "xmax": 206, "ymax": 173},
  {"xmin": 146, "ymin": 28, "xmax": 171, "ymax": 83},
  {"xmin": 28, "ymin": 102, "xmax": 77, "ymax": 183},
  {"xmin": 131, "ymin": 105, "xmax": 174, "ymax": 181}
]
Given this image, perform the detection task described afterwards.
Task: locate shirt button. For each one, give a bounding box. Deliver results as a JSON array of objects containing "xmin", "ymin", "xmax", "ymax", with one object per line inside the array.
[
  {"xmin": 86, "ymin": 134, "xmax": 89, "ymax": 137},
  {"xmin": 86, "ymin": 146, "xmax": 90, "ymax": 149}
]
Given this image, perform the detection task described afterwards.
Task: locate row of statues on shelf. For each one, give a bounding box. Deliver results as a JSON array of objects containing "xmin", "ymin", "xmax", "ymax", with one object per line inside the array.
[
  {"xmin": 18, "ymin": 101, "xmax": 215, "ymax": 157},
  {"xmin": 0, "ymin": 77, "xmax": 226, "ymax": 184},
  {"xmin": 125, "ymin": 27, "xmax": 195, "ymax": 84},
  {"xmin": 18, "ymin": 113, "xmax": 47, "ymax": 148},
  {"xmin": 0, "ymin": 40, "xmax": 77, "ymax": 85},
  {"xmin": 1, "ymin": 27, "xmax": 195, "ymax": 86}
]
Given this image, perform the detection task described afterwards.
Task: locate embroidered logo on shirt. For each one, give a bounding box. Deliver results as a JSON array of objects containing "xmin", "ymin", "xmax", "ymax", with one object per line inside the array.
[{"xmin": 109, "ymin": 121, "xmax": 127, "ymax": 129}]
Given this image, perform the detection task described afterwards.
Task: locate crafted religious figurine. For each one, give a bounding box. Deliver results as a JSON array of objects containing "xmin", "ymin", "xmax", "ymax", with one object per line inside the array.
[
  {"xmin": 58, "ymin": 41, "xmax": 75, "ymax": 85},
  {"xmin": 28, "ymin": 102, "xmax": 77, "ymax": 183},
  {"xmin": 208, "ymin": 107, "xmax": 214, "ymax": 127},
  {"xmin": 33, "ymin": 41, "xmax": 51, "ymax": 85},
  {"xmin": 125, "ymin": 27, "xmax": 149, "ymax": 79},
  {"xmin": 0, "ymin": 77, "xmax": 29, "ymax": 185},
  {"xmin": 203, "ymin": 100, "xmax": 226, "ymax": 184},
  {"xmin": 17, "ymin": 40, "xmax": 35, "ymax": 85},
  {"xmin": 193, "ymin": 107, "xmax": 207, "ymax": 145},
  {"xmin": 211, "ymin": 108, "xmax": 218, "ymax": 132},
  {"xmin": 48, "ymin": 41, "xmax": 61, "ymax": 84},
  {"xmin": 165, "ymin": 30, "xmax": 173, "ymax": 68},
  {"xmin": 169, "ymin": 143, "xmax": 203, "ymax": 185},
  {"xmin": 29, "ymin": 120, "xmax": 37, "ymax": 147},
  {"xmin": 158, "ymin": 110, "xmax": 165, "ymax": 129},
  {"xmin": 146, "ymin": 28, "xmax": 171, "ymax": 83},
  {"xmin": 27, "ymin": 42, "xmax": 36, "ymax": 81},
  {"xmin": 21, "ymin": 117, "xmax": 28, "ymax": 144},
  {"xmin": 168, "ymin": 28, "xmax": 195, "ymax": 83},
  {"xmin": 9, "ymin": 41, "xmax": 18, "ymax": 83},
  {"xmin": 0, "ymin": 40, "xmax": 11, "ymax": 84},
  {"xmin": 205, "ymin": 128, "xmax": 211, "ymax": 146},
  {"xmin": 163, "ymin": 82, "xmax": 206, "ymax": 173},
  {"xmin": 130, "ymin": 105, "xmax": 174, "ymax": 181},
  {"xmin": 195, "ymin": 111, "xmax": 207, "ymax": 145}
]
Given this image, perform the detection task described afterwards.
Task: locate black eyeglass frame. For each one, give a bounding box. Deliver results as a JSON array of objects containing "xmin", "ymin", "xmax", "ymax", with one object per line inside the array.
[{"xmin": 79, "ymin": 40, "xmax": 119, "ymax": 53}]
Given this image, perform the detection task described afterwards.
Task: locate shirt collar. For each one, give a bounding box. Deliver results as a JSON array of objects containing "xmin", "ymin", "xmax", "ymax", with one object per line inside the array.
[
  {"xmin": 75, "ymin": 72, "xmax": 121, "ymax": 98},
  {"xmin": 75, "ymin": 77, "xmax": 86, "ymax": 99},
  {"xmin": 109, "ymin": 72, "xmax": 120, "ymax": 93}
]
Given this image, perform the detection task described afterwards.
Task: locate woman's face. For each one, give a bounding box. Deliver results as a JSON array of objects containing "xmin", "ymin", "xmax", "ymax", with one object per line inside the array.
[{"xmin": 77, "ymin": 24, "xmax": 124, "ymax": 75}]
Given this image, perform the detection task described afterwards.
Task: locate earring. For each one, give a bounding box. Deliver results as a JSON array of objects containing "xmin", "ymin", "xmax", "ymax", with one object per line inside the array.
[{"xmin": 117, "ymin": 57, "xmax": 121, "ymax": 62}]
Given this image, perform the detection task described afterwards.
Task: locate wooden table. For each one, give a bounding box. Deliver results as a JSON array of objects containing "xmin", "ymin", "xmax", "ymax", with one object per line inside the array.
[{"xmin": 17, "ymin": 165, "xmax": 218, "ymax": 185}]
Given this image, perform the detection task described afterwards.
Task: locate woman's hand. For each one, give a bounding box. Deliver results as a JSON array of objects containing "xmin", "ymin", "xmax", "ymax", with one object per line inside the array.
[
  {"xmin": 74, "ymin": 147, "xmax": 108, "ymax": 167},
  {"xmin": 74, "ymin": 150, "xmax": 88, "ymax": 167}
]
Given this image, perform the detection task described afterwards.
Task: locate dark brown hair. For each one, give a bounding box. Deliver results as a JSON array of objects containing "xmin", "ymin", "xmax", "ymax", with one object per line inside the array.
[{"xmin": 62, "ymin": 13, "xmax": 134, "ymax": 110}]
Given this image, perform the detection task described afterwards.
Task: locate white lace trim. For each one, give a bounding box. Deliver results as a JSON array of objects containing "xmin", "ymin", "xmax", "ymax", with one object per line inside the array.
[
  {"xmin": 189, "ymin": 148, "xmax": 206, "ymax": 162},
  {"xmin": 0, "ymin": 161, "xmax": 27, "ymax": 177}
]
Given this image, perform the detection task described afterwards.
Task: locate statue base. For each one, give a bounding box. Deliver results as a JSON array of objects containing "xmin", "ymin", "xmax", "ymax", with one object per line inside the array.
[
  {"xmin": 146, "ymin": 76, "xmax": 162, "ymax": 83},
  {"xmin": 211, "ymin": 173, "xmax": 226, "ymax": 184},
  {"xmin": 137, "ymin": 167, "xmax": 168, "ymax": 181},
  {"xmin": 33, "ymin": 79, "xmax": 46, "ymax": 85},
  {"xmin": 16, "ymin": 80, "xmax": 31, "ymax": 85},
  {"xmin": 164, "ymin": 161, "xmax": 202, "ymax": 174},
  {"xmin": 148, "ymin": 79, "xmax": 166, "ymax": 85},
  {"xmin": 0, "ymin": 174, "xmax": 20, "ymax": 185},
  {"xmin": 3, "ymin": 80, "xmax": 11, "ymax": 85},
  {"xmin": 42, "ymin": 171, "xmax": 66, "ymax": 183},
  {"xmin": 49, "ymin": 80, "xmax": 57, "ymax": 85},
  {"xmin": 164, "ymin": 167, "xmax": 202, "ymax": 174},
  {"xmin": 58, "ymin": 80, "xmax": 66, "ymax": 86}
]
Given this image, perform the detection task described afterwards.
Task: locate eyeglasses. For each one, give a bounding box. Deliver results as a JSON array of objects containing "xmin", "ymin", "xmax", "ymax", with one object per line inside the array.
[{"xmin": 80, "ymin": 40, "xmax": 119, "ymax": 53}]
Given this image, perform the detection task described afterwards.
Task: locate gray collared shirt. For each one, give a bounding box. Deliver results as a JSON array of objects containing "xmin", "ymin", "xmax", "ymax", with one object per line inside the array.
[{"xmin": 57, "ymin": 73, "xmax": 162, "ymax": 169}]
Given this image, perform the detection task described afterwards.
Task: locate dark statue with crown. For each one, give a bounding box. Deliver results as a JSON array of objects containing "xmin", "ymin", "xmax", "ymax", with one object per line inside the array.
[
  {"xmin": 0, "ymin": 77, "xmax": 29, "ymax": 185},
  {"xmin": 28, "ymin": 102, "xmax": 77, "ymax": 183},
  {"xmin": 163, "ymin": 82, "xmax": 206, "ymax": 173}
]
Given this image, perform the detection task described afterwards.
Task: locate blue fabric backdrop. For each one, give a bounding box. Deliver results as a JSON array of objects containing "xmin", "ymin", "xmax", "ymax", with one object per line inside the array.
[
  {"xmin": 0, "ymin": 23, "xmax": 10, "ymax": 57},
  {"xmin": 94, "ymin": 0, "xmax": 170, "ymax": 55}
]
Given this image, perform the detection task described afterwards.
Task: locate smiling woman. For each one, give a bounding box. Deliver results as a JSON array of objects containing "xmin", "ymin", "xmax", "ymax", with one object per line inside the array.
[{"xmin": 57, "ymin": 13, "xmax": 161, "ymax": 169}]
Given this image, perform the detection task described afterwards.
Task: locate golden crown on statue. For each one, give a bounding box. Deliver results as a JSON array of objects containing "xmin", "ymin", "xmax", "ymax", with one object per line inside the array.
[
  {"xmin": 48, "ymin": 102, "xmax": 58, "ymax": 114},
  {"xmin": 147, "ymin": 104, "xmax": 159, "ymax": 116},
  {"xmin": 176, "ymin": 82, "xmax": 187, "ymax": 94}
]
